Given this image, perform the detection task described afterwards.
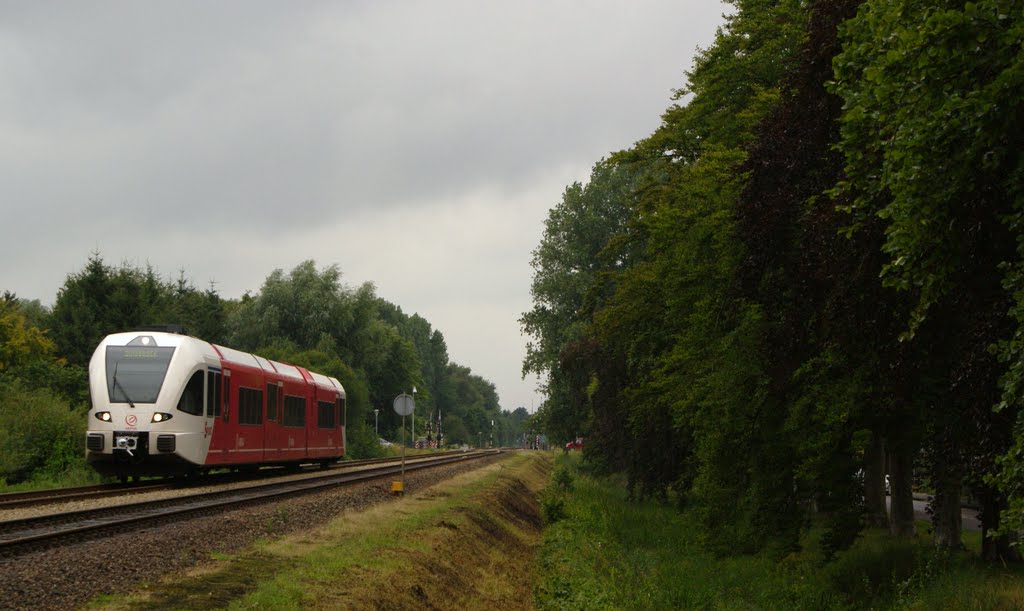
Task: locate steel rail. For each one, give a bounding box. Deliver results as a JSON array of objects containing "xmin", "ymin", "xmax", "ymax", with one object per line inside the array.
[
  {"xmin": 0, "ymin": 450, "xmax": 470, "ymax": 510},
  {"xmin": 0, "ymin": 482, "xmax": 178, "ymax": 510},
  {"xmin": 0, "ymin": 450, "xmax": 501, "ymax": 557}
]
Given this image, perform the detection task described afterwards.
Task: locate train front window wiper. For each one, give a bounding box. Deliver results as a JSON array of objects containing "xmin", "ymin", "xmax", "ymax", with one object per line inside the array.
[{"xmin": 111, "ymin": 363, "xmax": 136, "ymax": 408}]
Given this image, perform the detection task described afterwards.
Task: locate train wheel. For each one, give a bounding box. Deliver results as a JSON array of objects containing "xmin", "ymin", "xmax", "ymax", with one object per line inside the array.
[{"xmin": 319, "ymin": 460, "xmax": 330, "ymax": 470}]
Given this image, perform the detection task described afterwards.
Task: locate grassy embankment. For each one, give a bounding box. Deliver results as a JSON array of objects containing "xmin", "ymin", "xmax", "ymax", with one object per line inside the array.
[
  {"xmin": 84, "ymin": 449, "xmax": 1023, "ymax": 609},
  {"xmin": 89, "ymin": 451, "xmax": 552, "ymax": 610},
  {"xmin": 535, "ymin": 452, "xmax": 1024, "ymax": 610}
]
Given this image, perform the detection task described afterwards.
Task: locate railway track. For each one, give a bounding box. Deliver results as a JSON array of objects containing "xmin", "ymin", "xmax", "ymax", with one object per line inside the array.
[
  {"xmin": 0, "ymin": 481, "xmax": 172, "ymax": 510},
  {"xmin": 0, "ymin": 450, "xmax": 501, "ymax": 558},
  {"xmin": 0, "ymin": 450, "xmax": 470, "ymax": 510}
]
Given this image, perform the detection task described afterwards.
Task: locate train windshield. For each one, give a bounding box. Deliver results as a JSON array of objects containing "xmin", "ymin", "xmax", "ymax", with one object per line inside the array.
[{"xmin": 105, "ymin": 346, "xmax": 176, "ymax": 404}]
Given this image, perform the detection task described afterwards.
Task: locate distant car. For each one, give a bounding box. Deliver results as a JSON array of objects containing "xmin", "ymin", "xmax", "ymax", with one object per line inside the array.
[
  {"xmin": 854, "ymin": 469, "xmax": 891, "ymax": 495},
  {"xmin": 564, "ymin": 438, "xmax": 583, "ymax": 451},
  {"xmin": 378, "ymin": 438, "xmax": 392, "ymax": 447}
]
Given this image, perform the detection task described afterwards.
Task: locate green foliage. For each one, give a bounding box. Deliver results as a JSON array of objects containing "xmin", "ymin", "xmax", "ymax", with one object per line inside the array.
[
  {"xmin": 536, "ymin": 456, "xmax": 1024, "ymax": 609},
  {"xmin": 535, "ymin": 454, "xmax": 836, "ymax": 609},
  {"xmin": 540, "ymin": 491, "xmax": 567, "ymax": 526},
  {"xmin": 524, "ymin": 0, "xmax": 1024, "ymax": 560},
  {"xmin": 520, "ymin": 159, "xmax": 640, "ymax": 445},
  {"xmin": 832, "ymin": 0, "xmax": 1024, "ymax": 545},
  {"xmin": 48, "ymin": 254, "xmax": 227, "ymax": 366},
  {"xmin": 552, "ymin": 466, "xmax": 575, "ymax": 492},
  {"xmin": 4, "ymin": 359, "xmax": 90, "ymax": 409},
  {"xmin": 0, "ymin": 293, "xmax": 89, "ymax": 409},
  {"xmin": 227, "ymin": 260, "xmax": 506, "ymax": 449},
  {"xmin": 526, "ymin": 0, "xmax": 809, "ymax": 552},
  {"xmin": 0, "ymin": 382, "xmax": 90, "ymax": 486},
  {"xmin": 832, "ymin": 0, "xmax": 1024, "ymax": 334},
  {"xmin": 0, "ymin": 292, "xmax": 56, "ymax": 372},
  {"xmin": 11, "ymin": 254, "xmax": 502, "ymax": 480}
]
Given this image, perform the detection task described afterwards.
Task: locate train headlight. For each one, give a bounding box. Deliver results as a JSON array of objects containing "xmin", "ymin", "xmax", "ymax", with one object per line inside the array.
[
  {"xmin": 151, "ymin": 412, "xmax": 173, "ymax": 423},
  {"xmin": 95, "ymin": 411, "xmax": 112, "ymax": 422}
]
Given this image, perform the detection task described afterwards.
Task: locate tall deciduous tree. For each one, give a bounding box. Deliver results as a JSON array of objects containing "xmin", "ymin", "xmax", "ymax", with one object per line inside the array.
[
  {"xmin": 520, "ymin": 159, "xmax": 638, "ymax": 448},
  {"xmin": 832, "ymin": 0, "xmax": 1023, "ymax": 556},
  {"xmin": 0, "ymin": 292, "xmax": 56, "ymax": 373}
]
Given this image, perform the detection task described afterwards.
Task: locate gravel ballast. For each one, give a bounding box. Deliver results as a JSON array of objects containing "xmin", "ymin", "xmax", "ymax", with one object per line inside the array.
[{"xmin": 0, "ymin": 453, "xmax": 509, "ymax": 610}]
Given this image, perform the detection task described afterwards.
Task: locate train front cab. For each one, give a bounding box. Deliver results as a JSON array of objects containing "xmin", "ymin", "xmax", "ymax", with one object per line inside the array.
[{"xmin": 85, "ymin": 332, "xmax": 219, "ymax": 479}]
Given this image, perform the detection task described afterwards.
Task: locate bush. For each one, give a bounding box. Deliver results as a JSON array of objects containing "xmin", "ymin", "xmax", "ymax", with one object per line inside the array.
[
  {"xmin": 0, "ymin": 381, "xmax": 89, "ymax": 485},
  {"xmin": 823, "ymin": 531, "xmax": 921, "ymax": 605},
  {"xmin": 541, "ymin": 491, "xmax": 568, "ymax": 524},
  {"xmin": 345, "ymin": 421, "xmax": 386, "ymax": 459},
  {"xmin": 553, "ymin": 466, "xmax": 575, "ymax": 491}
]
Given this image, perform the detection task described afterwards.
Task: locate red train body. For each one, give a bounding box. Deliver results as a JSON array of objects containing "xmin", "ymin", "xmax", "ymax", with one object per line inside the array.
[{"xmin": 85, "ymin": 330, "xmax": 346, "ymax": 479}]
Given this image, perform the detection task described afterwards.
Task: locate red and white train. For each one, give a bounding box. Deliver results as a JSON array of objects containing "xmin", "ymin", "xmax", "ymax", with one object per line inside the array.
[{"xmin": 85, "ymin": 329, "xmax": 346, "ymax": 479}]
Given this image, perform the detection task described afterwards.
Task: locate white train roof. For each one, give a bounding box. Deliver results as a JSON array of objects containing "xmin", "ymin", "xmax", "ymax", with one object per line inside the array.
[
  {"xmin": 268, "ymin": 360, "xmax": 304, "ymax": 380},
  {"xmin": 212, "ymin": 344, "xmax": 260, "ymax": 368},
  {"xmin": 100, "ymin": 332, "xmax": 342, "ymax": 392}
]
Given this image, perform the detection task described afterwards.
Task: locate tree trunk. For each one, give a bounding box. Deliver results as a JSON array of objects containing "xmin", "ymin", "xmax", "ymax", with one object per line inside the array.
[
  {"xmin": 979, "ymin": 486, "xmax": 1022, "ymax": 562},
  {"xmin": 888, "ymin": 439, "xmax": 916, "ymax": 537},
  {"xmin": 931, "ymin": 468, "xmax": 962, "ymax": 549},
  {"xmin": 864, "ymin": 431, "xmax": 887, "ymax": 528}
]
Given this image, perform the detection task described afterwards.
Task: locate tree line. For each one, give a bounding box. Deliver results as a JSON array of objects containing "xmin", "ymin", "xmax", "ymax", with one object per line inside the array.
[
  {"xmin": 522, "ymin": 0, "xmax": 1023, "ymax": 560},
  {"xmin": 0, "ymin": 255, "xmax": 526, "ymax": 485}
]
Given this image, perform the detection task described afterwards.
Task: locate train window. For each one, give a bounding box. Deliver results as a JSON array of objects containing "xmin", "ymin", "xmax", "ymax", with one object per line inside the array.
[
  {"xmin": 338, "ymin": 397, "xmax": 346, "ymax": 428},
  {"xmin": 317, "ymin": 400, "xmax": 334, "ymax": 429},
  {"xmin": 206, "ymin": 371, "xmax": 221, "ymax": 418},
  {"xmin": 105, "ymin": 345, "xmax": 175, "ymax": 404},
  {"xmin": 238, "ymin": 387, "xmax": 263, "ymax": 425},
  {"xmin": 176, "ymin": 371, "xmax": 205, "ymax": 416},
  {"xmin": 266, "ymin": 383, "xmax": 278, "ymax": 421},
  {"xmin": 283, "ymin": 394, "xmax": 305, "ymax": 427}
]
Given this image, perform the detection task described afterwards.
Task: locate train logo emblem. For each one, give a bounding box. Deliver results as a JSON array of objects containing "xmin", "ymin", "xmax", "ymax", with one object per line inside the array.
[{"xmin": 125, "ymin": 414, "xmax": 138, "ymax": 428}]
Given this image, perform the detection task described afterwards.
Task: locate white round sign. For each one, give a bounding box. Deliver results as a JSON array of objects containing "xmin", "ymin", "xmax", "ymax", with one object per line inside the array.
[{"xmin": 393, "ymin": 393, "xmax": 415, "ymax": 416}]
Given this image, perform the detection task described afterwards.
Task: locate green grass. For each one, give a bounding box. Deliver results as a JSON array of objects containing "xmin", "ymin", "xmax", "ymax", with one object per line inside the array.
[
  {"xmin": 0, "ymin": 464, "xmax": 102, "ymax": 493},
  {"xmin": 535, "ymin": 453, "xmax": 1024, "ymax": 610},
  {"xmin": 91, "ymin": 452, "xmax": 548, "ymax": 610}
]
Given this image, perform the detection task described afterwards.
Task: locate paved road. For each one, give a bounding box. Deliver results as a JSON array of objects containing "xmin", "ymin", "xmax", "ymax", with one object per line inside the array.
[{"xmin": 887, "ymin": 496, "xmax": 980, "ymax": 531}]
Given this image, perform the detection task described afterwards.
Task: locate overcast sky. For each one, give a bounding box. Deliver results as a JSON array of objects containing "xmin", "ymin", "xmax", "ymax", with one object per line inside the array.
[{"xmin": 0, "ymin": 1, "xmax": 726, "ymax": 413}]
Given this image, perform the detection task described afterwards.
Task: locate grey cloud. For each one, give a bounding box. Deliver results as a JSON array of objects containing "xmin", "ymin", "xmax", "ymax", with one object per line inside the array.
[{"xmin": 0, "ymin": 0, "xmax": 726, "ymax": 411}]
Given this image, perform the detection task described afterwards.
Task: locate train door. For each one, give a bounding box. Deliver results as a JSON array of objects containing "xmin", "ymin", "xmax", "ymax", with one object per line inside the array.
[
  {"xmin": 308, "ymin": 384, "xmax": 334, "ymax": 461},
  {"xmin": 207, "ymin": 367, "xmax": 233, "ymax": 464},
  {"xmin": 282, "ymin": 384, "xmax": 308, "ymax": 463},
  {"xmin": 234, "ymin": 372, "xmax": 265, "ymax": 465},
  {"xmin": 338, "ymin": 394, "xmax": 346, "ymax": 457},
  {"xmin": 264, "ymin": 380, "xmax": 285, "ymax": 462},
  {"xmin": 305, "ymin": 384, "xmax": 316, "ymax": 459},
  {"xmin": 203, "ymin": 365, "xmax": 220, "ymax": 463}
]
